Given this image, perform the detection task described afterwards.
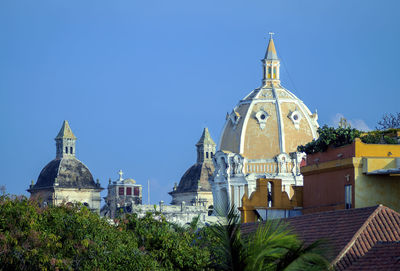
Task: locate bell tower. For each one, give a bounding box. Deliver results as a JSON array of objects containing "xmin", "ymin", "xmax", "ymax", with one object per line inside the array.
[
  {"xmin": 196, "ymin": 128, "xmax": 216, "ymax": 163},
  {"xmin": 262, "ymin": 32, "xmax": 280, "ymax": 86},
  {"xmin": 55, "ymin": 120, "xmax": 77, "ymax": 159}
]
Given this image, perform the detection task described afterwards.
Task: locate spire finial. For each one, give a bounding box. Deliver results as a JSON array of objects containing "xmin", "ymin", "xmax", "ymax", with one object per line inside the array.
[
  {"xmin": 118, "ymin": 170, "xmax": 124, "ymax": 181},
  {"xmin": 268, "ymin": 32, "xmax": 275, "ymax": 40}
]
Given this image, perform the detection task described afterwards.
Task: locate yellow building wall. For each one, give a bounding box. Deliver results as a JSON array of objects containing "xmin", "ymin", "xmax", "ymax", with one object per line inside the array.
[
  {"xmin": 239, "ymin": 178, "xmax": 303, "ymax": 223},
  {"xmin": 362, "ymin": 157, "xmax": 397, "ymax": 173},
  {"xmin": 355, "ymin": 166, "xmax": 400, "ymax": 213},
  {"xmin": 355, "ymin": 138, "xmax": 400, "ymax": 157}
]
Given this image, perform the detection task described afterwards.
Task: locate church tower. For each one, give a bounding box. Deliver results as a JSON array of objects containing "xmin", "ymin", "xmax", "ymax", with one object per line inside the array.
[
  {"xmin": 262, "ymin": 34, "xmax": 281, "ymax": 86},
  {"xmin": 55, "ymin": 120, "xmax": 77, "ymax": 158},
  {"xmin": 169, "ymin": 128, "xmax": 216, "ymax": 209},
  {"xmin": 196, "ymin": 127, "xmax": 216, "ymax": 163}
]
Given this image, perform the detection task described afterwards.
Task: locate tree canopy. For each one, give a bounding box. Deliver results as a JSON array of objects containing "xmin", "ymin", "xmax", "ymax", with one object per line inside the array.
[
  {"xmin": 298, "ymin": 125, "xmax": 399, "ymax": 155},
  {"xmin": 0, "ymin": 196, "xmax": 329, "ymax": 270}
]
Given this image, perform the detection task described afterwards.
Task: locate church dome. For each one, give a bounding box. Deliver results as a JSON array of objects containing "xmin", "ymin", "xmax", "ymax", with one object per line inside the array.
[
  {"xmin": 33, "ymin": 157, "xmax": 98, "ymax": 189},
  {"xmin": 219, "ymin": 37, "xmax": 319, "ymax": 159},
  {"xmin": 174, "ymin": 163, "xmax": 214, "ymax": 193},
  {"xmin": 29, "ymin": 121, "xmax": 100, "ymax": 191}
]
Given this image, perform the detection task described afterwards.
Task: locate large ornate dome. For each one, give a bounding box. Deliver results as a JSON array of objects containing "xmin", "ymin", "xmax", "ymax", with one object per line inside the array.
[
  {"xmin": 219, "ymin": 37, "xmax": 318, "ymax": 160},
  {"xmin": 211, "ymin": 36, "xmax": 319, "ymax": 213}
]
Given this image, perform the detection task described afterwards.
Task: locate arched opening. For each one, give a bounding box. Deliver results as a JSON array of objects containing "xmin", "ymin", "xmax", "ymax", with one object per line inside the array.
[
  {"xmin": 208, "ymin": 205, "xmax": 214, "ymax": 216},
  {"xmin": 206, "ymin": 152, "xmax": 209, "ymax": 159},
  {"xmin": 65, "ymin": 147, "xmax": 68, "ymax": 154},
  {"xmin": 70, "ymin": 147, "xmax": 73, "ymax": 154},
  {"xmin": 267, "ymin": 181, "xmax": 273, "ymax": 207}
]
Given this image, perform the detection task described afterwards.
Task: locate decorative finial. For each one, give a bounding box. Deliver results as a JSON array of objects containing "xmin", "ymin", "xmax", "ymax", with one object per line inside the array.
[
  {"xmin": 118, "ymin": 170, "xmax": 124, "ymax": 181},
  {"xmin": 268, "ymin": 32, "xmax": 275, "ymax": 40}
]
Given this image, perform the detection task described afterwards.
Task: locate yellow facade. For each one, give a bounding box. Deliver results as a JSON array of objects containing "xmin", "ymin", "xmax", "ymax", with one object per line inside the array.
[
  {"xmin": 239, "ymin": 178, "xmax": 303, "ymax": 223},
  {"xmin": 353, "ymin": 139, "xmax": 400, "ymax": 212},
  {"xmin": 301, "ymin": 138, "xmax": 400, "ymax": 213}
]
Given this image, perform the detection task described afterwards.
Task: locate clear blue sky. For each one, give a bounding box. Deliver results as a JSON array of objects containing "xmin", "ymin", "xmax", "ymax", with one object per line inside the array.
[{"xmin": 1, "ymin": 0, "xmax": 399, "ymax": 204}]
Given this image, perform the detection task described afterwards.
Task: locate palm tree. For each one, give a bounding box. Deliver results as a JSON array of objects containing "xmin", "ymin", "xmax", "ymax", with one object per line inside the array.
[{"xmin": 209, "ymin": 206, "xmax": 330, "ymax": 271}]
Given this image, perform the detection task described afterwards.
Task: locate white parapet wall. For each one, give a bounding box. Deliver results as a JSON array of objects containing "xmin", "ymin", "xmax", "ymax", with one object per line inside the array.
[{"xmin": 130, "ymin": 202, "xmax": 218, "ymax": 226}]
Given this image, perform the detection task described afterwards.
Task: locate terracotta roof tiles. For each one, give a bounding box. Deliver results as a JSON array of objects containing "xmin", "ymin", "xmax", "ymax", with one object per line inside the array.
[
  {"xmin": 345, "ymin": 241, "xmax": 400, "ymax": 271},
  {"xmin": 241, "ymin": 205, "xmax": 400, "ymax": 270}
]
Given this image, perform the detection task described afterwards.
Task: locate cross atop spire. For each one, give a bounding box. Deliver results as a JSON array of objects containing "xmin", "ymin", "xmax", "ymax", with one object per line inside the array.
[{"xmin": 268, "ymin": 32, "xmax": 275, "ymax": 40}]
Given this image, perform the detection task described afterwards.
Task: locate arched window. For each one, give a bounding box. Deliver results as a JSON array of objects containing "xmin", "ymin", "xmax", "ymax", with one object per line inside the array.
[
  {"xmin": 268, "ymin": 67, "xmax": 272, "ymax": 78},
  {"xmin": 267, "ymin": 181, "xmax": 273, "ymax": 207},
  {"xmin": 211, "ymin": 152, "xmax": 214, "ymax": 158},
  {"xmin": 206, "ymin": 152, "xmax": 209, "ymax": 159},
  {"xmin": 273, "ymin": 67, "xmax": 277, "ymax": 79},
  {"xmin": 70, "ymin": 147, "xmax": 73, "ymax": 154},
  {"xmin": 65, "ymin": 147, "xmax": 68, "ymax": 154}
]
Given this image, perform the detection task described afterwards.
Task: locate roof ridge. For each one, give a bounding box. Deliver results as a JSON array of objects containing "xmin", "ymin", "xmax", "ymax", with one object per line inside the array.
[{"xmin": 332, "ymin": 205, "xmax": 385, "ymax": 267}]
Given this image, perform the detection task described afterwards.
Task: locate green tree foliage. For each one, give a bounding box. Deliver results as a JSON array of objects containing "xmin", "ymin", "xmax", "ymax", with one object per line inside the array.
[
  {"xmin": 0, "ymin": 196, "xmax": 329, "ymax": 270},
  {"xmin": 0, "ymin": 196, "xmax": 208, "ymax": 270},
  {"xmin": 121, "ymin": 212, "xmax": 211, "ymax": 271},
  {"xmin": 297, "ymin": 125, "xmax": 361, "ymax": 154},
  {"xmin": 298, "ymin": 125, "xmax": 399, "ymax": 154},
  {"xmin": 208, "ymin": 207, "xmax": 330, "ymax": 271}
]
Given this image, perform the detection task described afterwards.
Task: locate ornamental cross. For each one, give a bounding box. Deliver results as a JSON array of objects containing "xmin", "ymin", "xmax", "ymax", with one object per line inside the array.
[
  {"xmin": 118, "ymin": 169, "xmax": 124, "ymax": 181},
  {"xmin": 269, "ymin": 32, "xmax": 275, "ymax": 39}
]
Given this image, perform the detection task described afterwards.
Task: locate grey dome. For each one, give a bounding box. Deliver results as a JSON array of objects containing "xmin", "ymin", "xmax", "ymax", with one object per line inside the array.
[
  {"xmin": 173, "ymin": 162, "xmax": 214, "ymax": 193},
  {"xmin": 33, "ymin": 157, "xmax": 99, "ymax": 189}
]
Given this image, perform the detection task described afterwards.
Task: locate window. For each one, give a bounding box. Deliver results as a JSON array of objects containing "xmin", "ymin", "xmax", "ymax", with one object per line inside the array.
[
  {"xmin": 206, "ymin": 152, "xmax": 209, "ymax": 158},
  {"xmin": 118, "ymin": 187, "xmax": 124, "ymax": 196},
  {"xmin": 267, "ymin": 182, "xmax": 273, "ymax": 207},
  {"xmin": 273, "ymin": 67, "xmax": 277, "ymax": 79},
  {"xmin": 211, "ymin": 152, "xmax": 214, "ymax": 158},
  {"xmin": 134, "ymin": 187, "xmax": 140, "ymax": 196},
  {"xmin": 65, "ymin": 147, "xmax": 68, "ymax": 154},
  {"xmin": 268, "ymin": 67, "xmax": 272, "ymax": 78},
  {"xmin": 345, "ymin": 185, "xmax": 352, "ymax": 209},
  {"xmin": 126, "ymin": 187, "xmax": 132, "ymax": 195},
  {"xmin": 70, "ymin": 147, "xmax": 73, "ymax": 154}
]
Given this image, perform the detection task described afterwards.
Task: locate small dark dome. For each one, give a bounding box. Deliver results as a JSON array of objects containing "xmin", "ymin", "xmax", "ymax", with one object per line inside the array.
[
  {"xmin": 33, "ymin": 158, "xmax": 98, "ymax": 189},
  {"xmin": 173, "ymin": 162, "xmax": 214, "ymax": 193}
]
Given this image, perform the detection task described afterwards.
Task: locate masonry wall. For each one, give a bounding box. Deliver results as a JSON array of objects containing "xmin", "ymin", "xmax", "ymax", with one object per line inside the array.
[
  {"xmin": 355, "ymin": 168, "xmax": 400, "ymax": 212},
  {"xmin": 303, "ymin": 167, "xmax": 354, "ymax": 214}
]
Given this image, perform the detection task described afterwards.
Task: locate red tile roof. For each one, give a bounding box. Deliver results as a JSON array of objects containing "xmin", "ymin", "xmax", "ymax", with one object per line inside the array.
[
  {"xmin": 241, "ymin": 205, "xmax": 400, "ymax": 270},
  {"xmin": 345, "ymin": 241, "xmax": 400, "ymax": 271}
]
